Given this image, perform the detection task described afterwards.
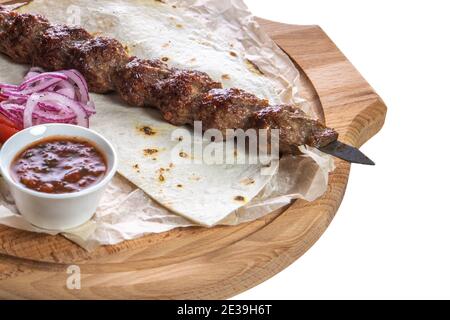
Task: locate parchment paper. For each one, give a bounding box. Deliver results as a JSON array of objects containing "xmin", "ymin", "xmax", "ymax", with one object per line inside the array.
[{"xmin": 0, "ymin": 0, "xmax": 334, "ymax": 251}]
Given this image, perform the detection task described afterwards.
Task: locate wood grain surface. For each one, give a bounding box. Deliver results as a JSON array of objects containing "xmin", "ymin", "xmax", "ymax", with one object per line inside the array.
[{"xmin": 0, "ymin": 13, "xmax": 387, "ymax": 299}]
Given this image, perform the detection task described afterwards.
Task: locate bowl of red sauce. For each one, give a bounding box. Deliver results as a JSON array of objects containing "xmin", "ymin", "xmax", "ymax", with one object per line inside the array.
[{"xmin": 0, "ymin": 124, "xmax": 117, "ymax": 230}]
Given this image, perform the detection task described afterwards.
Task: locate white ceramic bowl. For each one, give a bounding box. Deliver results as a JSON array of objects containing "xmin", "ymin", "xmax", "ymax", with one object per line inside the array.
[{"xmin": 0, "ymin": 124, "xmax": 117, "ymax": 231}]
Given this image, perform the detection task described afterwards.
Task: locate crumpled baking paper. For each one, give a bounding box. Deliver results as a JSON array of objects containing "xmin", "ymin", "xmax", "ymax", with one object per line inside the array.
[
  {"xmin": 0, "ymin": 146, "xmax": 333, "ymax": 251},
  {"xmin": 0, "ymin": 0, "xmax": 334, "ymax": 251}
]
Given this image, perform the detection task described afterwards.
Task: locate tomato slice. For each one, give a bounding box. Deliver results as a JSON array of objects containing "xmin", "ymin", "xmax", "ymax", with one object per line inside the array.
[
  {"xmin": 0, "ymin": 113, "xmax": 18, "ymax": 129},
  {"xmin": 0, "ymin": 123, "xmax": 19, "ymax": 144}
]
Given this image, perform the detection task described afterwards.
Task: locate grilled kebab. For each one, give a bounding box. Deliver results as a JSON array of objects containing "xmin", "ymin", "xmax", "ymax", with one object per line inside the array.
[{"xmin": 0, "ymin": 7, "xmax": 339, "ymax": 154}]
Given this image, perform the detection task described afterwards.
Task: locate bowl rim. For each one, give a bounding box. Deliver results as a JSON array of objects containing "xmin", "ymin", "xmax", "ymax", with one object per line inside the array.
[{"xmin": 0, "ymin": 123, "xmax": 118, "ymax": 199}]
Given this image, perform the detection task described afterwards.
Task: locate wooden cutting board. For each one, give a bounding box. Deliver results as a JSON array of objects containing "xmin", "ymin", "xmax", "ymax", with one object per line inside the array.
[{"xmin": 0, "ymin": 17, "xmax": 387, "ymax": 299}]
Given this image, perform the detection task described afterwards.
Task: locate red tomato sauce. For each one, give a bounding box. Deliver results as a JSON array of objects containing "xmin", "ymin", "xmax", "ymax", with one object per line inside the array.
[{"xmin": 11, "ymin": 136, "xmax": 107, "ymax": 194}]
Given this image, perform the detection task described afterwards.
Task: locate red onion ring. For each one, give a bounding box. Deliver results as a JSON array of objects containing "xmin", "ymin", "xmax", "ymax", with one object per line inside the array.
[{"xmin": 0, "ymin": 68, "xmax": 95, "ymax": 129}]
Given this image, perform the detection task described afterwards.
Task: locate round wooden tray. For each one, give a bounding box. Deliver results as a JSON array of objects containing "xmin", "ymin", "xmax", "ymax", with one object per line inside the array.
[{"xmin": 0, "ymin": 19, "xmax": 386, "ymax": 299}]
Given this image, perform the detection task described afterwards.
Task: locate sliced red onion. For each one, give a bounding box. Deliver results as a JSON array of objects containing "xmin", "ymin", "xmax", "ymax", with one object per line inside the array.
[
  {"xmin": 0, "ymin": 68, "xmax": 95, "ymax": 129},
  {"xmin": 0, "ymin": 83, "xmax": 19, "ymax": 90},
  {"xmin": 1, "ymin": 90, "xmax": 28, "ymax": 99},
  {"xmin": 19, "ymin": 72, "xmax": 67, "ymax": 90},
  {"xmin": 25, "ymin": 92, "xmax": 88, "ymax": 128},
  {"xmin": 56, "ymin": 88, "xmax": 76, "ymax": 99},
  {"xmin": 37, "ymin": 102, "xmax": 63, "ymax": 112},
  {"xmin": 23, "ymin": 94, "xmax": 41, "ymax": 128},
  {"xmin": 53, "ymin": 79, "xmax": 77, "ymax": 99},
  {"xmin": 84, "ymin": 100, "xmax": 96, "ymax": 116},
  {"xmin": 33, "ymin": 109, "xmax": 77, "ymax": 123},
  {"xmin": 62, "ymin": 70, "xmax": 89, "ymax": 103},
  {"xmin": 5, "ymin": 97, "xmax": 27, "ymax": 105},
  {"xmin": 19, "ymin": 77, "xmax": 66, "ymax": 95},
  {"xmin": 0, "ymin": 102, "xmax": 24, "ymax": 128},
  {"xmin": 24, "ymin": 69, "xmax": 43, "ymax": 81}
]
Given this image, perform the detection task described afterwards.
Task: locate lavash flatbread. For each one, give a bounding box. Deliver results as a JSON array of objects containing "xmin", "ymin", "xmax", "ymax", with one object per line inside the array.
[
  {"xmin": 0, "ymin": 0, "xmax": 335, "ymax": 248},
  {"xmin": 14, "ymin": 0, "xmax": 292, "ymax": 225}
]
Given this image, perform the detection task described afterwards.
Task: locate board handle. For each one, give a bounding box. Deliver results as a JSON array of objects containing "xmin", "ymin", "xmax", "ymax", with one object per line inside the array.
[{"xmin": 258, "ymin": 20, "xmax": 387, "ymax": 148}]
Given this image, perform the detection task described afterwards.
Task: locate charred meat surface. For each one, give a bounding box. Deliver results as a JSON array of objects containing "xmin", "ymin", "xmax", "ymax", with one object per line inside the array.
[
  {"xmin": 70, "ymin": 37, "xmax": 128, "ymax": 93},
  {"xmin": 113, "ymin": 57, "xmax": 172, "ymax": 107},
  {"xmin": 252, "ymin": 105, "xmax": 339, "ymax": 152},
  {"xmin": 195, "ymin": 88, "xmax": 268, "ymax": 135},
  {"xmin": 158, "ymin": 69, "xmax": 221, "ymax": 125},
  {"xmin": 0, "ymin": 11, "xmax": 50, "ymax": 63},
  {"xmin": 34, "ymin": 24, "xmax": 92, "ymax": 71},
  {"xmin": 0, "ymin": 7, "xmax": 339, "ymax": 152}
]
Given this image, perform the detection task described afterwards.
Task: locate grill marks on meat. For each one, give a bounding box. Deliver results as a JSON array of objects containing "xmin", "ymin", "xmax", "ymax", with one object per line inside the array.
[{"xmin": 0, "ymin": 8, "xmax": 339, "ymax": 151}]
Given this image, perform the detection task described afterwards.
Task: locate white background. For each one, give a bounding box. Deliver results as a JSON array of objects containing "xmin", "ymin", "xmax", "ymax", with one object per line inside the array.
[{"xmin": 235, "ymin": 0, "xmax": 450, "ymax": 299}]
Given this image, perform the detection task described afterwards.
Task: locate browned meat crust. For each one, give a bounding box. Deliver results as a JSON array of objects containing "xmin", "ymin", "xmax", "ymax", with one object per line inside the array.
[
  {"xmin": 0, "ymin": 11, "xmax": 50, "ymax": 63},
  {"xmin": 113, "ymin": 57, "xmax": 172, "ymax": 107},
  {"xmin": 195, "ymin": 88, "xmax": 268, "ymax": 135},
  {"xmin": 158, "ymin": 69, "xmax": 222, "ymax": 125},
  {"xmin": 70, "ymin": 37, "xmax": 128, "ymax": 93},
  {"xmin": 35, "ymin": 24, "xmax": 92, "ymax": 71},
  {"xmin": 0, "ymin": 7, "xmax": 338, "ymax": 151},
  {"xmin": 252, "ymin": 105, "xmax": 339, "ymax": 153}
]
